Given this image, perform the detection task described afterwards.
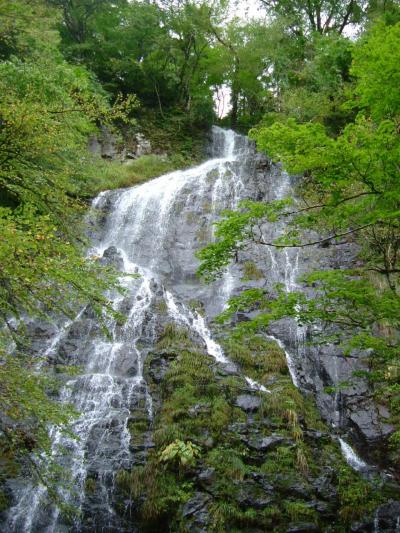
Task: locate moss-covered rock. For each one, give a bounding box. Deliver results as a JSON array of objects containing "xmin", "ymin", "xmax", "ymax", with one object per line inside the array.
[{"xmin": 114, "ymin": 324, "xmax": 387, "ymax": 532}]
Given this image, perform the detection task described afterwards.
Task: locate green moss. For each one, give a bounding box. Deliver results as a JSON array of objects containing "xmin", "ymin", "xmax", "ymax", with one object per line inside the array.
[
  {"xmin": 84, "ymin": 477, "xmax": 96, "ymax": 495},
  {"xmin": 154, "ymin": 300, "xmax": 168, "ymax": 314},
  {"xmin": 222, "ymin": 335, "xmax": 288, "ymax": 385},
  {"xmin": 196, "ymin": 226, "xmax": 209, "ymax": 244},
  {"xmin": 83, "ymin": 154, "xmax": 187, "ymax": 197},
  {"xmin": 241, "ymin": 261, "xmax": 264, "ymax": 281},
  {"xmin": 156, "ymin": 323, "xmax": 191, "ymax": 350},
  {"xmin": 338, "ymin": 465, "xmax": 382, "ymax": 524},
  {"xmin": 284, "ymin": 500, "xmax": 317, "ymax": 522},
  {"xmin": 128, "ymin": 416, "xmax": 150, "ymax": 436},
  {"xmin": 188, "ymin": 299, "xmax": 205, "ymax": 315},
  {"xmin": 117, "ymin": 463, "xmax": 194, "ymax": 530},
  {"xmin": 186, "ymin": 212, "xmax": 197, "ymax": 224},
  {"xmin": 117, "ymin": 325, "xmax": 384, "ymax": 532},
  {"xmin": 201, "ymin": 201, "xmax": 212, "ymax": 213}
]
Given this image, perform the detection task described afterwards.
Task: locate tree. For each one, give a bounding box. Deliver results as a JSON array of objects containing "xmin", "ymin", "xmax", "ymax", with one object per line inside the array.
[
  {"xmin": 258, "ymin": 0, "xmax": 367, "ymax": 34},
  {"xmin": 0, "ymin": 0, "xmax": 133, "ymax": 492},
  {"xmin": 197, "ymin": 17, "xmax": 400, "ymax": 458}
]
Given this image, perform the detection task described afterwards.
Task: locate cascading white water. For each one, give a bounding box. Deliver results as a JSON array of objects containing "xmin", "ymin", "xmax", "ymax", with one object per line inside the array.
[
  {"xmin": 262, "ymin": 172, "xmax": 307, "ymax": 388},
  {"xmin": 164, "ymin": 290, "xmax": 270, "ymax": 393},
  {"xmin": 5, "ymin": 127, "xmax": 264, "ymax": 532},
  {"xmin": 5, "ymin": 123, "xmax": 380, "ymax": 532},
  {"xmin": 164, "ymin": 290, "xmax": 227, "ymax": 364},
  {"xmin": 339, "ymin": 437, "xmax": 369, "ymax": 472}
]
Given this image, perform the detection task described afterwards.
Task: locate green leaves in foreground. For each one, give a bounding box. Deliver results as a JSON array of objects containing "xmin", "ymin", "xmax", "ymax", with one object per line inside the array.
[
  {"xmin": 196, "ymin": 198, "xmax": 292, "ymax": 282},
  {"xmin": 159, "ymin": 440, "xmax": 201, "ymax": 468}
]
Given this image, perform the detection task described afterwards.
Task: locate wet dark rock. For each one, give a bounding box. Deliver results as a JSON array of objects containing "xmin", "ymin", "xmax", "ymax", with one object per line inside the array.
[
  {"xmin": 197, "ymin": 468, "xmax": 216, "ymax": 487},
  {"xmin": 146, "ymin": 351, "xmax": 175, "ymax": 384},
  {"xmin": 55, "ymin": 319, "xmax": 96, "ymax": 366},
  {"xmin": 246, "ymin": 434, "xmax": 286, "ymax": 451},
  {"xmin": 350, "ymin": 520, "xmax": 374, "ymax": 532},
  {"xmin": 181, "ymin": 492, "xmax": 211, "ymax": 530},
  {"xmin": 100, "ymin": 246, "xmax": 124, "ymax": 270},
  {"xmin": 373, "ymin": 501, "xmax": 400, "ymax": 530},
  {"xmin": 284, "ymin": 483, "xmax": 313, "ymax": 499},
  {"xmin": 217, "ymin": 361, "xmax": 239, "ymax": 376},
  {"xmin": 313, "ymin": 470, "xmax": 338, "ymax": 501},
  {"xmin": 286, "ymin": 524, "xmax": 320, "ymax": 533},
  {"xmin": 249, "ymin": 472, "xmax": 274, "ymax": 493},
  {"xmin": 27, "ymin": 321, "xmax": 57, "ymax": 348},
  {"xmin": 235, "ymin": 394, "xmax": 261, "ymax": 412},
  {"xmin": 303, "ymin": 430, "xmax": 330, "ymax": 441},
  {"xmin": 236, "ymin": 481, "xmax": 273, "ymax": 509}
]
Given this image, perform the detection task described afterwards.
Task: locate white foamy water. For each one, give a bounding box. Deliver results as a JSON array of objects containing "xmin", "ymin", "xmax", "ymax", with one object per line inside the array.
[
  {"xmin": 6, "ymin": 127, "xmax": 269, "ymax": 532},
  {"xmin": 5, "ymin": 123, "xmax": 377, "ymax": 531},
  {"xmin": 339, "ymin": 438, "xmax": 369, "ymax": 471}
]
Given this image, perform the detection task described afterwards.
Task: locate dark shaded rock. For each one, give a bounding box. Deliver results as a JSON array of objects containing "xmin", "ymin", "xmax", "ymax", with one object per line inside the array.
[
  {"xmin": 284, "ymin": 483, "xmax": 313, "ymax": 499},
  {"xmin": 247, "ymin": 434, "xmax": 286, "ymax": 451},
  {"xmin": 286, "ymin": 524, "xmax": 320, "ymax": 533},
  {"xmin": 217, "ymin": 361, "xmax": 239, "ymax": 376},
  {"xmin": 235, "ymin": 394, "xmax": 261, "ymax": 412},
  {"xmin": 236, "ymin": 481, "xmax": 273, "ymax": 509},
  {"xmin": 249, "ymin": 472, "xmax": 274, "ymax": 493},
  {"xmin": 373, "ymin": 501, "xmax": 400, "ymax": 530},
  {"xmin": 303, "ymin": 430, "xmax": 329, "ymax": 441},
  {"xmin": 181, "ymin": 492, "xmax": 211, "ymax": 532},
  {"xmin": 197, "ymin": 468, "xmax": 216, "ymax": 487},
  {"xmin": 313, "ymin": 470, "xmax": 337, "ymax": 501},
  {"xmin": 147, "ymin": 352, "xmax": 173, "ymax": 384},
  {"xmin": 100, "ymin": 246, "xmax": 124, "ymax": 270},
  {"xmin": 55, "ymin": 319, "xmax": 95, "ymax": 365},
  {"xmin": 182, "ymin": 492, "xmax": 211, "ymax": 518}
]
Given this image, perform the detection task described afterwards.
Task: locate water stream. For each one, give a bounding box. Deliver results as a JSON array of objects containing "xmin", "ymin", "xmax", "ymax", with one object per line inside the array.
[
  {"xmin": 4, "ymin": 127, "xmax": 372, "ymax": 531},
  {"xmin": 5, "ymin": 128, "xmax": 263, "ymax": 532}
]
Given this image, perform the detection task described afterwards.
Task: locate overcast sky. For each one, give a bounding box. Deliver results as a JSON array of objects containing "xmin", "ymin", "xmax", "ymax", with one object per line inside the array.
[{"xmin": 230, "ymin": 0, "xmax": 264, "ymax": 20}]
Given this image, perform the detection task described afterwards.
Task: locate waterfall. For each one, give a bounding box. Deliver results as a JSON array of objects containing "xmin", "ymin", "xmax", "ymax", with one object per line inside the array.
[
  {"xmin": 4, "ymin": 127, "xmax": 262, "ymax": 532},
  {"xmin": 4, "ymin": 126, "xmax": 374, "ymax": 532},
  {"xmin": 339, "ymin": 438, "xmax": 369, "ymax": 472}
]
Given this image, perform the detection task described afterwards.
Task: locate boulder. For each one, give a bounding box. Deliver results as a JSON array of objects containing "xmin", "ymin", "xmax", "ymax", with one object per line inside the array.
[{"xmin": 235, "ymin": 394, "xmax": 261, "ymax": 412}]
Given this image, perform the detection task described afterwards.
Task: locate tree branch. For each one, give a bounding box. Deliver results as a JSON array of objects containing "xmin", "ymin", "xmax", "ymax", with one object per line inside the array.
[{"xmin": 254, "ymin": 222, "xmax": 377, "ymax": 248}]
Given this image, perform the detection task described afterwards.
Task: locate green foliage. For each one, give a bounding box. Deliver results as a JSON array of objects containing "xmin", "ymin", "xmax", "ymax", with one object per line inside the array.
[
  {"xmin": 241, "ymin": 261, "xmax": 264, "ymax": 281},
  {"xmin": 159, "ymin": 439, "xmax": 201, "ymax": 468},
  {"xmin": 259, "ymin": 0, "xmax": 366, "ymax": 35},
  {"xmin": 338, "ymin": 465, "xmax": 382, "ymax": 523},
  {"xmin": 156, "ymin": 323, "xmax": 191, "ymax": 350},
  {"xmin": 53, "ymin": 0, "xmax": 222, "ymax": 127},
  {"xmin": 0, "ymin": 0, "xmax": 137, "ymax": 494},
  {"xmin": 81, "ymin": 154, "xmax": 189, "ymax": 197},
  {"xmin": 284, "ymin": 500, "xmax": 316, "ymax": 522},
  {"xmin": 196, "ymin": 199, "xmax": 291, "ymax": 281},
  {"xmin": 198, "ymin": 19, "xmax": 400, "ymax": 470},
  {"xmin": 351, "ymin": 21, "xmax": 400, "ymax": 120}
]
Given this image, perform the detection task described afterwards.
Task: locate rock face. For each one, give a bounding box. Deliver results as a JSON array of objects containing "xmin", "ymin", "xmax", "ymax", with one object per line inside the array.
[
  {"xmin": 236, "ymin": 154, "xmax": 395, "ymax": 464},
  {"xmin": 2, "ymin": 127, "xmax": 399, "ymax": 532},
  {"xmin": 88, "ymin": 126, "xmax": 152, "ymax": 161}
]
